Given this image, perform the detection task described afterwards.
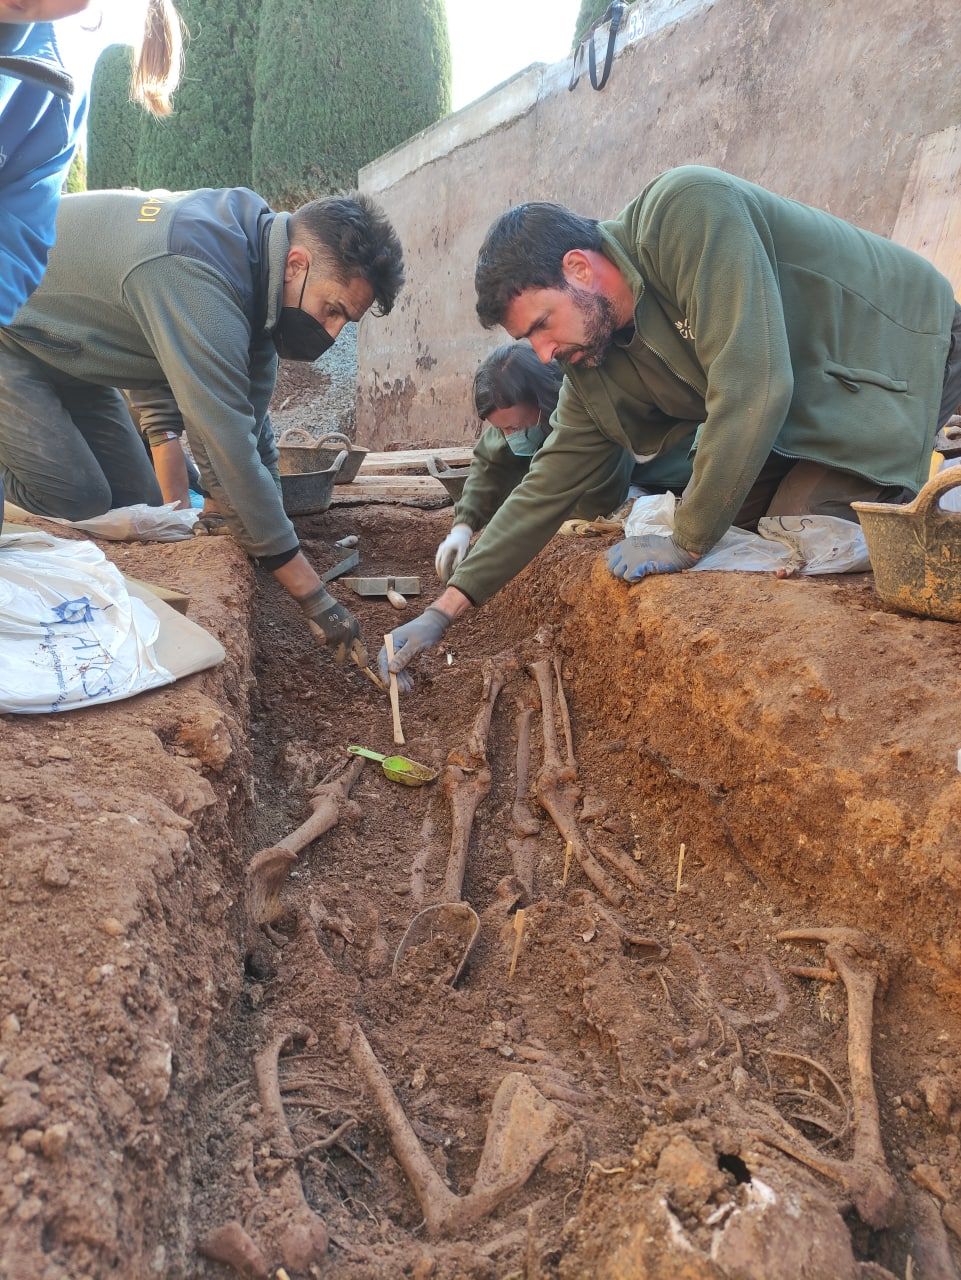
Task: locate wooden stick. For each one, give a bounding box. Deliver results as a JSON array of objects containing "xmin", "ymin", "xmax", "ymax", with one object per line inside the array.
[
  {"xmin": 509, "ymin": 909, "xmax": 527, "ymax": 980},
  {"xmin": 384, "ymin": 633, "xmax": 405, "ymax": 745},
  {"xmin": 675, "ymin": 842, "xmax": 686, "ymax": 893}
]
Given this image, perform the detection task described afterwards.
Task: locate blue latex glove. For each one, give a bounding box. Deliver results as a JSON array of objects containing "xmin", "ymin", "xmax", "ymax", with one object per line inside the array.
[
  {"xmin": 606, "ymin": 534, "xmax": 698, "ymax": 581},
  {"xmin": 378, "ymin": 606, "xmax": 453, "ymax": 693}
]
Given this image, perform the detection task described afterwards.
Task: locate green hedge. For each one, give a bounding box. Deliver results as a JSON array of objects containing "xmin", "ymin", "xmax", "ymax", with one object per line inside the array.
[
  {"xmin": 251, "ymin": 0, "xmax": 451, "ymax": 209},
  {"xmin": 137, "ymin": 0, "xmax": 263, "ymax": 191},
  {"xmin": 63, "ymin": 148, "xmax": 86, "ymax": 194},
  {"xmin": 86, "ymin": 45, "xmax": 141, "ymax": 190},
  {"xmin": 572, "ymin": 0, "xmax": 615, "ymax": 48}
]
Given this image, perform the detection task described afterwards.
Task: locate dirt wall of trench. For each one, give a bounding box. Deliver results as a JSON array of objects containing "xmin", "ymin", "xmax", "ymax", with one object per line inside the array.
[
  {"xmin": 495, "ymin": 535, "xmax": 961, "ymax": 996},
  {"xmin": 0, "ymin": 535, "xmax": 257, "ymax": 1278}
]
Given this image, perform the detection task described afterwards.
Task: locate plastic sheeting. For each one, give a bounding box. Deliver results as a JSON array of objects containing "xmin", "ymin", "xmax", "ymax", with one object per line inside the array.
[
  {"xmin": 0, "ymin": 531, "xmax": 175, "ymax": 713},
  {"xmin": 623, "ymin": 493, "xmax": 871, "ymax": 575}
]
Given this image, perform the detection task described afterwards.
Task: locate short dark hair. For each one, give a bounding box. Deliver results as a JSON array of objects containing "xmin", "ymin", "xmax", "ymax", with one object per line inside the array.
[
  {"xmin": 290, "ymin": 193, "xmax": 405, "ymax": 317},
  {"xmin": 473, "ymin": 342, "xmax": 562, "ymax": 420},
  {"xmin": 475, "ymin": 202, "xmax": 602, "ymax": 329}
]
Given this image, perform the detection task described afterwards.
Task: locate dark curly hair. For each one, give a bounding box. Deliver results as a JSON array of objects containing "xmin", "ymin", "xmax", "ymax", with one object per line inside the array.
[
  {"xmin": 475, "ymin": 202, "xmax": 602, "ymax": 329},
  {"xmin": 290, "ymin": 193, "xmax": 405, "ymax": 316}
]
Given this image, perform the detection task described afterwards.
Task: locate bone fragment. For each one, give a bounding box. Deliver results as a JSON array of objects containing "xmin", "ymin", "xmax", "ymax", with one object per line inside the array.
[
  {"xmin": 246, "ymin": 757, "xmax": 365, "ymax": 925},
  {"xmin": 253, "ymin": 1026, "xmax": 329, "ymax": 1269},
  {"xmin": 341, "ymin": 1021, "xmax": 565, "ymax": 1237},
  {"xmin": 764, "ymin": 929, "xmax": 901, "ymax": 1229},
  {"xmin": 199, "ymin": 1221, "xmax": 269, "ymax": 1279},
  {"xmin": 552, "ymin": 655, "xmax": 575, "ymax": 770},
  {"xmin": 528, "ymin": 658, "xmax": 624, "ymax": 907},
  {"xmin": 440, "ymin": 656, "xmax": 509, "ymax": 900}
]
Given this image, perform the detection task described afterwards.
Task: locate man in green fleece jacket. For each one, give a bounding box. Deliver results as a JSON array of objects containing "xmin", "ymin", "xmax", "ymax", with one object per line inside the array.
[
  {"xmin": 380, "ymin": 165, "xmax": 960, "ymax": 691},
  {"xmin": 0, "ymin": 186, "xmax": 404, "ymax": 664}
]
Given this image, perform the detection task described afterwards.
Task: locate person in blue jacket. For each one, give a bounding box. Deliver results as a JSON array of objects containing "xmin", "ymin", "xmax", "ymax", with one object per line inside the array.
[{"xmin": 0, "ymin": 0, "xmax": 182, "ymax": 529}]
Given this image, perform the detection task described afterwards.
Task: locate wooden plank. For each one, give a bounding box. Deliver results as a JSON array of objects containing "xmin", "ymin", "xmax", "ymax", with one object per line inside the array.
[
  {"xmin": 358, "ymin": 446, "xmax": 474, "ymax": 475},
  {"xmin": 892, "ymin": 125, "xmax": 961, "ymax": 293},
  {"xmin": 125, "ymin": 577, "xmax": 190, "ymax": 615},
  {"xmin": 329, "ymin": 474, "xmax": 452, "ymax": 508}
]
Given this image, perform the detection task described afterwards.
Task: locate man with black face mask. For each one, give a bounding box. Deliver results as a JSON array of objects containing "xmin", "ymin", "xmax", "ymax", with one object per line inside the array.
[{"xmin": 0, "ymin": 186, "xmax": 404, "ymax": 664}]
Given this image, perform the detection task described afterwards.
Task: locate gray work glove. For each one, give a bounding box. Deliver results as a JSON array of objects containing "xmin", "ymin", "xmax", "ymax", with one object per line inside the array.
[
  {"xmin": 606, "ymin": 534, "xmax": 699, "ymax": 581},
  {"xmin": 192, "ymin": 511, "xmax": 230, "ymax": 536},
  {"xmin": 434, "ymin": 522, "xmax": 472, "ymax": 583},
  {"xmin": 298, "ymin": 585, "xmax": 367, "ymax": 666},
  {"xmin": 377, "ymin": 606, "xmax": 452, "ymax": 693}
]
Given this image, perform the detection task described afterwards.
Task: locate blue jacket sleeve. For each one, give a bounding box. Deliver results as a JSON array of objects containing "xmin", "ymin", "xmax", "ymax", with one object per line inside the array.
[{"xmin": 0, "ymin": 81, "xmax": 76, "ymax": 324}]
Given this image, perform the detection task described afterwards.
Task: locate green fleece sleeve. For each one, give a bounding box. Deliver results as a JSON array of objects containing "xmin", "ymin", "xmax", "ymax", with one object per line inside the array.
[
  {"xmin": 449, "ymin": 382, "xmax": 623, "ymax": 605},
  {"xmin": 454, "ymin": 426, "xmax": 530, "ymax": 529},
  {"xmin": 121, "ymin": 257, "xmax": 297, "ymax": 559},
  {"xmin": 638, "ymin": 175, "xmax": 795, "ymax": 554}
]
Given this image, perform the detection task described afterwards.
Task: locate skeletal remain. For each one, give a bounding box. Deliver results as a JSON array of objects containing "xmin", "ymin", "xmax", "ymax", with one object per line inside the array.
[
  {"xmin": 905, "ymin": 1185, "xmax": 961, "ymax": 1280},
  {"xmin": 567, "ymin": 888, "xmax": 663, "ymax": 953},
  {"xmin": 672, "ymin": 939, "xmax": 790, "ymax": 1030},
  {"xmin": 511, "ymin": 698, "xmax": 540, "ymax": 837},
  {"xmin": 508, "ymin": 697, "xmax": 540, "ymax": 899},
  {"xmin": 465, "ymin": 653, "xmax": 516, "ymax": 762},
  {"xmin": 440, "ymin": 655, "xmax": 510, "ymax": 900},
  {"xmin": 594, "ymin": 841, "xmax": 664, "ymax": 899},
  {"xmin": 394, "ymin": 658, "xmax": 509, "ymax": 980},
  {"xmin": 246, "ymin": 756, "xmax": 365, "ymax": 926},
  {"xmin": 340, "ymin": 1020, "xmax": 566, "ymax": 1237},
  {"xmin": 441, "ymin": 761, "xmax": 491, "ymax": 902},
  {"xmin": 253, "ymin": 1025, "xmax": 329, "ymax": 1270},
  {"xmin": 527, "ymin": 658, "xmax": 625, "ymax": 907},
  {"xmin": 199, "ymin": 1220, "xmax": 269, "ymax": 1280},
  {"xmin": 762, "ymin": 929, "xmax": 901, "ymax": 1229},
  {"xmin": 552, "ymin": 655, "xmax": 575, "ymax": 770}
]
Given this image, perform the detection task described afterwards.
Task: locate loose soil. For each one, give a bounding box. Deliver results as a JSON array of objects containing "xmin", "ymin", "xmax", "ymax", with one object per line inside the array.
[{"xmin": 1, "ymin": 502, "xmax": 960, "ymax": 1279}]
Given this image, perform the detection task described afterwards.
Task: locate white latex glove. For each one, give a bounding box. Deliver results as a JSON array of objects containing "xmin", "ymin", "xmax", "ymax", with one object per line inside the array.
[{"xmin": 434, "ymin": 522, "xmax": 472, "ymax": 583}]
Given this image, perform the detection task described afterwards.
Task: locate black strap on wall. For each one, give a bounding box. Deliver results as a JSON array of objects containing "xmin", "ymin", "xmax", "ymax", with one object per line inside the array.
[{"xmin": 569, "ymin": 1, "xmax": 627, "ymax": 93}]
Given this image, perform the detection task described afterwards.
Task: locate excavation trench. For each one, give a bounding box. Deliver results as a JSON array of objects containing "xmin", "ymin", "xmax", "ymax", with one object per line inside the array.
[{"xmin": 1, "ymin": 505, "xmax": 960, "ymax": 1279}]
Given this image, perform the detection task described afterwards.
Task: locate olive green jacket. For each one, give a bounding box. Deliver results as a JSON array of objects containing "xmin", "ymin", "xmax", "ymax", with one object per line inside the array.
[
  {"xmin": 451, "ymin": 166, "xmax": 956, "ymax": 605},
  {"xmin": 454, "ymin": 419, "xmax": 640, "ymax": 529}
]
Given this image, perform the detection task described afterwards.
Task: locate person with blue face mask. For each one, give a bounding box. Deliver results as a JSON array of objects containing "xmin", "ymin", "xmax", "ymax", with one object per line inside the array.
[{"xmin": 436, "ymin": 341, "xmax": 641, "ymax": 582}]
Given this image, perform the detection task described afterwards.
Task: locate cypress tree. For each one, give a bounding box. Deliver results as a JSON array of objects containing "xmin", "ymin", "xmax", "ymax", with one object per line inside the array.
[
  {"xmin": 63, "ymin": 147, "xmax": 86, "ymax": 194},
  {"xmin": 137, "ymin": 0, "xmax": 263, "ymax": 192},
  {"xmin": 572, "ymin": 0, "xmax": 614, "ymax": 48},
  {"xmin": 86, "ymin": 45, "xmax": 141, "ymax": 190},
  {"xmin": 251, "ymin": 0, "xmax": 452, "ymax": 210}
]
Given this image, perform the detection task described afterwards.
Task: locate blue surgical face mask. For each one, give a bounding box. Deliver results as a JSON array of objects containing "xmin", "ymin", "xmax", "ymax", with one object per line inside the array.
[{"xmin": 504, "ymin": 424, "xmax": 548, "ymax": 457}]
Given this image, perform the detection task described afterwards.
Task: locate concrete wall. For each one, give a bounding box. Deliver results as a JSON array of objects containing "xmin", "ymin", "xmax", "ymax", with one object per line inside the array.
[{"xmin": 356, "ymin": 0, "xmax": 961, "ymax": 449}]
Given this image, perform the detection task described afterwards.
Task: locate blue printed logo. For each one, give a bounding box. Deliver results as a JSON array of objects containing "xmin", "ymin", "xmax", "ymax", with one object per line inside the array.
[{"xmin": 51, "ymin": 596, "xmax": 95, "ymax": 625}]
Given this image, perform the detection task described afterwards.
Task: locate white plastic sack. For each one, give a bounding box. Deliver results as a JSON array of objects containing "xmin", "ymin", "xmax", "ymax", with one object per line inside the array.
[
  {"xmin": 0, "ymin": 531, "xmax": 175, "ymax": 713},
  {"xmin": 4, "ymin": 500, "xmax": 198, "ymax": 542},
  {"xmin": 623, "ymin": 492, "xmax": 870, "ymax": 575}
]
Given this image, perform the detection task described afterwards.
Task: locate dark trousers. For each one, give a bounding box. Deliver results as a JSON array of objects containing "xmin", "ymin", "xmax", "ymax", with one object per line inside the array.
[
  {"xmin": 0, "ymin": 346, "xmax": 162, "ymax": 520},
  {"xmin": 736, "ymin": 301, "xmax": 961, "ymax": 528}
]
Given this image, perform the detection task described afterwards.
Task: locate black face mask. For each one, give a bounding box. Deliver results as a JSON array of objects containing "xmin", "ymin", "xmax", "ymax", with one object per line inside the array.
[{"xmin": 272, "ymin": 265, "xmax": 336, "ymax": 361}]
